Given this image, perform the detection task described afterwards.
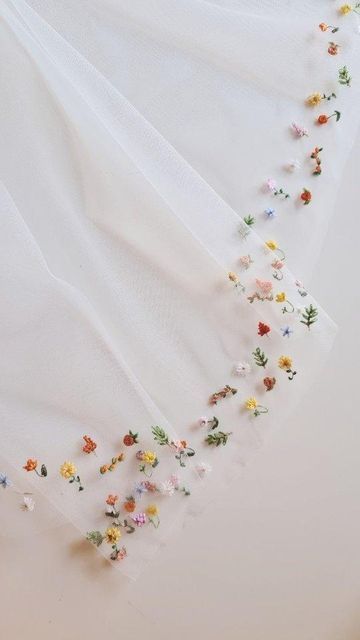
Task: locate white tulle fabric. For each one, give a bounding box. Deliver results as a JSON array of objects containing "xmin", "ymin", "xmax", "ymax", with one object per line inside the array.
[{"xmin": 0, "ymin": 0, "xmax": 356, "ymax": 578}]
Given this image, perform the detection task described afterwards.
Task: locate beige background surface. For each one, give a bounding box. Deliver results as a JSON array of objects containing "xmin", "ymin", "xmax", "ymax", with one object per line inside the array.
[{"xmin": 1, "ymin": 143, "xmax": 359, "ymax": 640}]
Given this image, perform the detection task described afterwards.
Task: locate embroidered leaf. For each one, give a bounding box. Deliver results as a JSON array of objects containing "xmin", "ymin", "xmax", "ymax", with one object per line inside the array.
[
  {"xmin": 205, "ymin": 431, "xmax": 232, "ymax": 447},
  {"xmin": 243, "ymin": 214, "xmax": 255, "ymax": 227},
  {"xmin": 151, "ymin": 425, "xmax": 169, "ymax": 446},
  {"xmin": 252, "ymin": 347, "xmax": 268, "ymax": 368},
  {"xmin": 338, "ymin": 65, "xmax": 351, "ymax": 87},
  {"xmin": 86, "ymin": 531, "xmax": 104, "ymax": 547},
  {"xmin": 300, "ymin": 304, "xmax": 318, "ymax": 329}
]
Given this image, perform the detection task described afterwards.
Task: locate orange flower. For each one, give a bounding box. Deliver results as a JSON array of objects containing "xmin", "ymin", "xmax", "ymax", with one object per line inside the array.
[
  {"xmin": 23, "ymin": 459, "xmax": 37, "ymax": 472},
  {"xmin": 106, "ymin": 494, "xmax": 118, "ymax": 506},
  {"xmin": 124, "ymin": 497, "xmax": 136, "ymax": 513},
  {"xmin": 319, "ymin": 23, "xmax": 328, "ymax": 31},
  {"xmin": 82, "ymin": 435, "xmax": 97, "ymax": 454},
  {"xmin": 318, "ymin": 114, "xmax": 328, "ymax": 124}
]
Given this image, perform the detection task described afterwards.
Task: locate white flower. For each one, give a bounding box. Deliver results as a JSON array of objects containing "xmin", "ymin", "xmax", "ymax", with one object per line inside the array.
[
  {"xmin": 233, "ymin": 362, "xmax": 251, "ymax": 376},
  {"xmin": 159, "ymin": 480, "xmax": 176, "ymax": 496},
  {"xmin": 196, "ymin": 462, "xmax": 212, "ymax": 477},
  {"xmin": 287, "ymin": 159, "xmax": 300, "ymax": 172},
  {"xmin": 22, "ymin": 495, "xmax": 35, "ymax": 511},
  {"xmin": 198, "ymin": 416, "xmax": 208, "ymax": 427}
]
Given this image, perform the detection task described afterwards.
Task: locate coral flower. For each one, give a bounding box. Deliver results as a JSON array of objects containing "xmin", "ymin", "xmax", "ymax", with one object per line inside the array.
[
  {"xmin": 105, "ymin": 527, "xmax": 121, "ymax": 544},
  {"xmin": 124, "ymin": 497, "xmax": 136, "ymax": 513},
  {"xmin": 82, "ymin": 435, "xmax": 97, "ymax": 454},
  {"xmin": 23, "ymin": 459, "xmax": 37, "ymax": 472},
  {"xmin": 328, "ymin": 42, "xmax": 340, "ymax": 55},
  {"xmin": 106, "ymin": 494, "xmax": 118, "ymax": 506},
  {"xmin": 317, "ymin": 111, "xmax": 341, "ymax": 125}
]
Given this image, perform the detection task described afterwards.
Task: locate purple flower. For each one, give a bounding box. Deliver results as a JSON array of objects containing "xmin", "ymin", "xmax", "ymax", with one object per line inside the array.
[
  {"xmin": 264, "ymin": 207, "xmax": 276, "ymax": 218},
  {"xmin": 0, "ymin": 473, "xmax": 11, "ymax": 489},
  {"xmin": 281, "ymin": 326, "xmax": 293, "ymax": 338},
  {"xmin": 132, "ymin": 512, "xmax": 147, "ymax": 527}
]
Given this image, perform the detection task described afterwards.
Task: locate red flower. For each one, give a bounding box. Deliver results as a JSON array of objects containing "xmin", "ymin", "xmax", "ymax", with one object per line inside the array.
[
  {"xmin": 263, "ymin": 377, "xmax": 276, "ymax": 391},
  {"xmin": 301, "ymin": 189, "xmax": 312, "ymax": 205},
  {"xmin": 123, "ymin": 430, "xmax": 139, "ymax": 446},
  {"xmin": 317, "ymin": 114, "xmax": 328, "ymax": 125},
  {"xmin": 82, "ymin": 435, "xmax": 97, "ymax": 454},
  {"xmin": 258, "ymin": 322, "xmax": 271, "ymax": 337}
]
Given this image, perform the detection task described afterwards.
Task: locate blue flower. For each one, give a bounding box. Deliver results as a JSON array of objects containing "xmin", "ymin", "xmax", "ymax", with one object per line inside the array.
[
  {"xmin": 0, "ymin": 473, "xmax": 11, "ymax": 489},
  {"xmin": 134, "ymin": 481, "xmax": 148, "ymax": 498},
  {"xmin": 281, "ymin": 326, "xmax": 293, "ymax": 338},
  {"xmin": 264, "ymin": 207, "xmax": 276, "ymax": 218}
]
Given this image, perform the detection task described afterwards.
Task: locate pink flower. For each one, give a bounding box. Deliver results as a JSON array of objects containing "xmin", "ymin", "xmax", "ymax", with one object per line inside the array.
[
  {"xmin": 239, "ymin": 254, "xmax": 253, "ymax": 269},
  {"xmin": 266, "ymin": 178, "xmax": 277, "ymax": 192},
  {"xmin": 198, "ymin": 416, "xmax": 208, "ymax": 427},
  {"xmin": 271, "ymin": 259, "xmax": 284, "ymax": 270},
  {"xmin": 132, "ymin": 512, "xmax": 147, "ymax": 527},
  {"xmin": 291, "ymin": 122, "xmax": 309, "ymax": 138},
  {"xmin": 170, "ymin": 474, "xmax": 180, "ymax": 489},
  {"xmin": 255, "ymin": 279, "xmax": 273, "ymax": 296}
]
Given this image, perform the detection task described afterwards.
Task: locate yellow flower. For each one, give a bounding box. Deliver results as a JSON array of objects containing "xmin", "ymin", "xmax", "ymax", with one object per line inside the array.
[
  {"xmin": 265, "ymin": 240, "xmax": 278, "ymax": 251},
  {"xmin": 306, "ymin": 92, "xmax": 323, "ymax": 107},
  {"xmin": 339, "ymin": 4, "xmax": 353, "ymax": 14},
  {"xmin": 278, "ymin": 355, "xmax": 293, "ymax": 370},
  {"xmin": 275, "ymin": 292, "xmax": 286, "ymax": 303},
  {"xmin": 60, "ymin": 461, "xmax": 76, "ymax": 479},
  {"xmin": 105, "ymin": 526, "xmax": 121, "ymax": 544},
  {"xmin": 228, "ymin": 271, "xmax": 239, "ymax": 283},
  {"xmin": 245, "ymin": 397, "xmax": 258, "ymax": 410},
  {"xmin": 143, "ymin": 451, "xmax": 157, "ymax": 465},
  {"xmin": 146, "ymin": 504, "xmax": 158, "ymax": 517}
]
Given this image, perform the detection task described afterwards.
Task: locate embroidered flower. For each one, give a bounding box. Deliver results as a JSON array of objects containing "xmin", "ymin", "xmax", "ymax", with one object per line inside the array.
[
  {"xmin": 123, "ymin": 496, "xmax": 136, "ymax": 512},
  {"xmin": 22, "ymin": 496, "xmax": 35, "ymax": 511},
  {"xmin": 281, "ymin": 326, "xmax": 293, "ymax": 338},
  {"xmin": 265, "ymin": 240, "xmax": 286, "ymax": 261},
  {"xmin": 245, "ymin": 397, "xmax": 268, "ymax": 417},
  {"xmin": 105, "ymin": 526, "xmax": 121, "ymax": 544},
  {"xmin": 276, "ymin": 292, "xmax": 286, "ymax": 303},
  {"xmin": 152, "ymin": 426, "xmax": 195, "ymax": 467},
  {"xmin": 301, "ymin": 188, "xmax": 312, "ymax": 205},
  {"xmin": 317, "ymin": 111, "xmax": 341, "ymax": 125},
  {"xmin": 319, "ymin": 23, "xmax": 339, "ymax": 33},
  {"xmin": 233, "ymin": 362, "xmax": 251, "ymax": 376},
  {"xmin": 291, "ymin": 122, "xmax": 309, "ymax": 138},
  {"xmin": 311, "ymin": 147, "xmax": 323, "ymax": 176},
  {"xmin": 137, "ymin": 449, "xmax": 159, "ymax": 476},
  {"xmin": 239, "ymin": 254, "xmax": 253, "ymax": 269},
  {"xmin": 306, "ymin": 92, "xmax": 323, "ymax": 107},
  {"xmin": 106, "ymin": 494, "xmax": 118, "ymax": 506},
  {"xmin": 23, "ymin": 459, "xmax": 47, "ymax": 477},
  {"xmin": 0, "ymin": 473, "xmax": 11, "ymax": 489},
  {"xmin": 132, "ymin": 513, "xmax": 147, "ymax": 527},
  {"xmin": 248, "ymin": 279, "xmax": 273, "ymax": 303},
  {"xmin": 278, "ymin": 355, "xmax": 297, "ymax": 380},
  {"xmin": 99, "ymin": 453, "xmax": 125, "ymax": 475},
  {"xmin": 287, "ymin": 159, "xmax": 300, "ymax": 172},
  {"xmin": 339, "ymin": 4, "xmax": 354, "ymax": 15},
  {"xmin": 60, "ymin": 461, "xmax": 83, "ymax": 491},
  {"xmin": 272, "ymin": 259, "xmax": 284, "ymax": 281},
  {"xmin": 263, "ymin": 376, "xmax": 276, "ymax": 391},
  {"xmin": 328, "ymin": 42, "xmax": 340, "ymax": 55},
  {"xmin": 82, "ymin": 435, "xmax": 97, "ymax": 454},
  {"xmin": 196, "ymin": 462, "xmax": 212, "ymax": 477},
  {"xmin": 159, "ymin": 479, "xmax": 176, "ymax": 496},
  {"xmin": 258, "ymin": 322, "xmax": 271, "ymax": 337},
  {"xmin": 228, "ymin": 271, "xmax": 245, "ymax": 292},
  {"xmin": 198, "ymin": 416, "xmax": 219, "ymax": 430},
  {"xmin": 266, "ymin": 179, "xmax": 290, "ymax": 199},
  {"xmin": 264, "ymin": 207, "xmax": 276, "ymax": 218},
  {"xmin": 146, "ymin": 505, "xmax": 160, "ymax": 528},
  {"xmin": 276, "ymin": 292, "xmax": 295, "ymax": 314},
  {"xmin": 123, "ymin": 430, "xmax": 139, "ymax": 446},
  {"xmin": 209, "ymin": 385, "xmax": 237, "ymax": 405}
]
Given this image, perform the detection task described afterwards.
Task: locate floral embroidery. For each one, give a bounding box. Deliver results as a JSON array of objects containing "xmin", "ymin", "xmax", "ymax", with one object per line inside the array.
[
  {"xmin": 123, "ymin": 430, "xmax": 139, "ymax": 446},
  {"xmin": 86, "ymin": 527, "xmax": 127, "ymax": 561},
  {"xmin": 60, "ymin": 461, "xmax": 84, "ymax": 491},
  {"xmin": 123, "ymin": 496, "xmax": 136, "ymax": 512},
  {"xmin": 23, "ymin": 459, "xmax": 47, "ymax": 477},
  {"xmin": 233, "ymin": 361, "xmax": 251, "ymax": 376},
  {"xmin": 278, "ymin": 356, "xmax": 297, "ymax": 380},
  {"xmin": 0, "ymin": 473, "xmax": 11, "ymax": 489},
  {"xmin": 328, "ymin": 42, "xmax": 340, "ymax": 55},
  {"xmin": 265, "ymin": 240, "xmax": 286, "ymax": 261},
  {"xmin": 82, "ymin": 435, "xmax": 97, "ymax": 454},
  {"xmin": 22, "ymin": 495, "xmax": 35, "ymax": 512},
  {"xmin": 99, "ymin": 453, "xmax": 125, "ymax": 475},
  {"xmin": 196, "ymin": 462, "xmax": 212, "ymax": 477},
  {"xmin": 209, "ymin": 385, "xmax": 237, "ymax": 405},
  {"xmin": 275, "ymin": 292, "xmax": 295, "ymax": 314},
  {"xmin": 306, "ymin": 92, "xmax": 336, "ymax": 107},
  {"xmin": 287, "ymin": 159, "xmax": 300, "ymax": 172},
  {"xmin": 263, "ymin": 376, "xmax": 276, "ymax": 391},
  {"xmin": 258, "ymin": 322, "xmax": 271, "ymax": 337},
  {"xmin": 317, "ymin": 111, "xmax": 341, "ymax": 125},
  {"xmin": 239, "ymin": 254, "xmax": 253, "ymax": 270},
  {"xmin": 291, "ymin": 122, "xmax": 309, "ymax": 137},
  {"xmin": 152, "ymin": 426, "xmax": 195, "ymax": 466},
  {"xmin": 281, "ymin": 326, "xmax": 293, "ymax": 338},
  {"xmin": 266, "ymin": 179, "xmax": 290, "ymax": 199},
  {"xmin": 205, "ymin": 430, "xmax": 232, "ymax": 446},
  {"xmin": 146, "ymin": 505, "xmax": 160, "ymax": 528},
  {"xmin": 245, "ymin": 397, "xmax": 268, "ymax": 417},
  {"xmin": 252, "ymin": 347, "xmax": 268, "ymax": 368},
  {"xmin": 319, "ymin": 23, "xmax": 339, "ymax": 33},
  {"xmin": 228, "ymin": 271, "xmax": 245, "ymax": 292},
  {"xmin": 300, "ymin": 188, "xmax": 312, "ymax": 205},
  {"xmin": 300, "ymin": 304, "xmax": 319, "ymax": 329},
  {"xmin": 137, "ymin": 450, "xmax": 159, "ymax": 476},
  {"xmin": 272, "ymin": 258, "xmax": 285, "ymax": 281},
  {"xmin": 296, "ymin": 280, "xmax": 308, "ymax": 297},
  {"xmin": 264, "ymin": 207, "xmax": 276, "ymax": 218},
  {"xmin": 311, "ymin": 147, "xmax": 323, "ymax": 176},
  {"xmin": 338, "ymin": 65, "xmax": 351, "ymax": 86},
  {"xmin": 247, "ymin": 279, "xmax": 273, "ymax": 303},
  {"xmin": 339, "ymin": 4, "xmax": 360, "ymax": 15}
]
